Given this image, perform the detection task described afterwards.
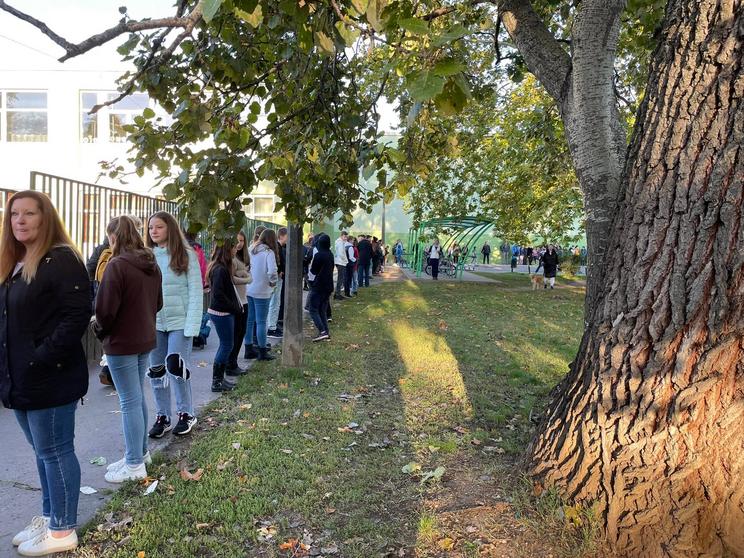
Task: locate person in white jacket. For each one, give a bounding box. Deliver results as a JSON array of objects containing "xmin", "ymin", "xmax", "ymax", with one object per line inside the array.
[
  {"xmin": 145, "ymin": 212, "xmax": 203, "ymax": 438},
  {"xmin": 333, "ymin": 231, "xmax": 348, "ymax": 300},
  {"xmin": 245, "ymin": 229, "xmax": 279, "ymax": 360}
]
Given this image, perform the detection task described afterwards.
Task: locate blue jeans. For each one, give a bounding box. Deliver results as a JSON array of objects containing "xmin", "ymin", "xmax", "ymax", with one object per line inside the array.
[
  {"xmin": 247, "ymin": 296, "xmax": 270, "ymax": 348},
  {"xmin": 210, "ymin": 313, "xmax": 234, "ymax": 365},
  {"xmin": 149, "ymin": 330, "xmax": 194, "ymax": 418},
  {"xmin": 107, "ymin": 353, "xmax": 149, "ymax": 465},
  {"xmin": 358, "ymin": 260, "xmax": 371, "ymax": 287},
  {"xmin": 350, "ymin": 265, "xmax": 358, "ymax": 293},
  {"xmin": 267, "ymin": 278, "xmax": 283, "ymax": 329},
  {"xmin": 15, "ymin": 401, "xmax": 80, "ymax": 531},
  {"xmin": 307, "ymin": 290, "xmax": 329, "ymax": 334}
]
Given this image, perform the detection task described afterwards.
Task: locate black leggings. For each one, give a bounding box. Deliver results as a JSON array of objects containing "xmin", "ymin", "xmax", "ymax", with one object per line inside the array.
[{"xmin": 431, "ymin": 258, "xmax": 440, "ymax": 278}]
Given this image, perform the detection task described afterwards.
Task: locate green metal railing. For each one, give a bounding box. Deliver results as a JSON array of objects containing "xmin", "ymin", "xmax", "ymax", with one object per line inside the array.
[{"xmin": 27, "ymin": 172, "xmax": 281, "ymax": 261}]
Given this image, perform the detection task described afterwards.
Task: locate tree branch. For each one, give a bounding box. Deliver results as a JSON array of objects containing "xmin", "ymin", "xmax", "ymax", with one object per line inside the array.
[
  {"xmin": 497, "ymin": 0, "xmax": 572, "ymax": 105},
  {"xmin": 0, "ymin": 0, "xmax": 204, "ymax": 62},
  {"xmin": 421, "ymin": 0, "xmax": 493, "ymax": 21}
]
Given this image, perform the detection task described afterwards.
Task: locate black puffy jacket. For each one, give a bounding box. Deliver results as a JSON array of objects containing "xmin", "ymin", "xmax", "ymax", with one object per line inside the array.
[{"xmin": 0, "ymin": 246, "xmax": 92, "ymax": 410}]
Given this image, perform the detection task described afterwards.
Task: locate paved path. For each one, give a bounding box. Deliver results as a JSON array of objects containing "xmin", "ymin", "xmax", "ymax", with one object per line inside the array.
[{"xmin": 0, "ymin": 342, "xmax": 228, "ymax": 556}]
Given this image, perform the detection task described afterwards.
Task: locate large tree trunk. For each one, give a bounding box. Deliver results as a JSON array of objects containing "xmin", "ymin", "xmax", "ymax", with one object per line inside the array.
[
  {"xmin": 529, "ymin": 0, "xmax": 744, "ymax": 555},
  {"xmin": 500, "ymin": 0, "xmax": 628, "ymax": 320}
]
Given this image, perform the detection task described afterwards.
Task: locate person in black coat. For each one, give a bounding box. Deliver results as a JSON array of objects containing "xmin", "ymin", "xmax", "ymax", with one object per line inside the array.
[
  {"xmin": 540, "ymin": 244, "xmax": 560, "ymax": 289},
  {"xmin": 307, "ymin": 234, "xmax": 334, "ymax": 341},
  {"xmin": 0, "ymin": 191, "xmax": 91, "ymax": 555},
  {"xmin": 357, "ymin": 235, "xmax": 373, "ymax": 287},
  {"xmin": 207, "ymin": 240, "xmax": 242, "ymax": 392}
]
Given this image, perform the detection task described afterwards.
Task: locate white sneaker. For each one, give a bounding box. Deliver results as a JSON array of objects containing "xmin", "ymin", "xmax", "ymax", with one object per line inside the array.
[
  {"xmin": 106, "ymin": 451, "xmax": 152, "ymax": 471},
  {"xmin": 104, "ymin": 462, "xmax": 147, "ymax": 484},
  {"xmin": 12, "ymin": 516, "xmax": 49, "ymax": 546},
  {"xmin": 17, "ymin": 528, "xmax": 77, "ymax": 556}
]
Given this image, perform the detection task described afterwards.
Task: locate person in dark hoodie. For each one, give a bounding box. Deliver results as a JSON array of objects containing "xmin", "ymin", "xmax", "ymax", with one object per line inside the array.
[
  {"xmin": 307, "ymin": 233, "xmax": 334, "ymax": 341},
  {"xmin": 94, "ymin": 216, "xmax": 163, "ymax": 484},
  {"xmin": 357, "ymin": 234, "xmax": 373, "ymax": 288}
]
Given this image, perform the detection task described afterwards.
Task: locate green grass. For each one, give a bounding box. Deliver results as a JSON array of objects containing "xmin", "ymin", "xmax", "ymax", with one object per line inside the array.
[{"xmin": 78, "ymin": 279, "xmax": 587, "ymax": 558}]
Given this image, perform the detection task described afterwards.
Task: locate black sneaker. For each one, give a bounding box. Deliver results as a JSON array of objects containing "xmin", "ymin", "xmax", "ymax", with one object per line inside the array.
[
  {"xmin": 173, "ymin": 413, "xmax": 197, "ymax": 436},
  {"xmin": 148, "ymin": 415, "xmax": 172, "ymax": 438},
  {"xmin": 313, "ymin": 332, "xmax": 330, "ymax": 342}
]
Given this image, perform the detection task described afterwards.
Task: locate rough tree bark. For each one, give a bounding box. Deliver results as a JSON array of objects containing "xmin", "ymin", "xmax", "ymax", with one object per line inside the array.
[
  {"xmin": 282, "ymin": 224, "xmax": 304, "ymax": 367},
  {"xmin": 529, "ymin": 1, "xmax": 744, "ymax": 555},
  {"xmin": 500, "ymin": 0, "xmax": 628, "ymax": 319}
]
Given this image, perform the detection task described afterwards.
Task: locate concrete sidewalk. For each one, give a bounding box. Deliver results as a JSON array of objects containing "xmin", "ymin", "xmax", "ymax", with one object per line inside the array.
[{"xmin": 0, "ymin": 340, "xmax": 235, "ymax": 557}]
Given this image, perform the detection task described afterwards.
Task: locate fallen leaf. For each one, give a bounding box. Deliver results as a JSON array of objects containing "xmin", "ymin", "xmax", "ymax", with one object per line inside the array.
[
  {"xmin": 471, "ymin": 439, "xmax": 482, "ymax": 446},
  {"xmin": 89, "ymin": 456, "xmax": 107, "ymax": 466},
  {"xmin": 438, "ymin": 537, "xmax": 455, "ymax": 551},
  {"xmin": 420, "ymin": 466, "xmax": 446, "ymax": 484},
  {"xmin": 195, "ymin": 522, "xmax": 210, "ymax": 529},
  {"xmin": 232, "ymin": 442, "xmax": 241, "ymax": 450},
  {"xmin": 401, "ymin": 462, "xmax": 422, "ymax": 474},
  {"xmin": 180, "ymin": 468, "xmax": 204, "ymax": 481},
  {"xmin": 80, "ymin": 486, "xmax": 98, "ymax": 495},
  {"xmin": 137, "ymin": 552, "xmax": 146, "ymax": 558},
  {"xmin": 438, "ymin": 320, "xmax": 448, "ymax": 331},
  {"xmin": 280, "ymin": 449, "xmax": 293, "ymax": 454}
]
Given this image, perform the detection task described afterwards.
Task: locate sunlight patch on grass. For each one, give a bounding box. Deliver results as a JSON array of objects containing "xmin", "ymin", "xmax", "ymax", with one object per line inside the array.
[{"xmin": 391, "ymin": 320, "xmax": 474, "ymax": 434}]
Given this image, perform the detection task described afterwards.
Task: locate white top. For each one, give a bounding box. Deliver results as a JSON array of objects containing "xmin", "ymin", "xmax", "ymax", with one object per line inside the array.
[
  {"xmin": 430, "ymin": 245, "xmax": 441, "ymax": 259},
  {"xmin": 247, "ymin": 244, "xmax": 278, "ymax": 299},
  {"xmin": 334, "ymin": 237, "xmax": 348, "ymax": 265}
]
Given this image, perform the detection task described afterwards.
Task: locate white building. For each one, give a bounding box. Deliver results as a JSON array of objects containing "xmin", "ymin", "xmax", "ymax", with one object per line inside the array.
[{"xmin": 0, "ymin": 34, "xmax": 283, "ymax": 225}]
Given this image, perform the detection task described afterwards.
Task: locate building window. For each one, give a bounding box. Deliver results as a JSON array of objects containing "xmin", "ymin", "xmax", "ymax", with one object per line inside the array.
[
  {"xmin": 80, "ymin": 91, "xmax": 149, "ymax": 143},
  {"xmin": 246, "ymin": 195, "xmax": 276, "ymax": 220},
  {"xmin": 1, "ymin": 91, "xmax": 48, "ymax": 142}
]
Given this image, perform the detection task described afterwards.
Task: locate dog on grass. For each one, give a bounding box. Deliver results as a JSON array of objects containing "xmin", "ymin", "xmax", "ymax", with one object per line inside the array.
[{"xmin": 530, "ymin": 274, "xmax": 544, "ymax": 290}]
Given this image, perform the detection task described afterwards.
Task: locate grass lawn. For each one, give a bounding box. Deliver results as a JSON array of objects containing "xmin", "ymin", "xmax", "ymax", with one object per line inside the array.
[{"xmin": 77, "ymin": 278, "xmax": 590, "ymax": 558}]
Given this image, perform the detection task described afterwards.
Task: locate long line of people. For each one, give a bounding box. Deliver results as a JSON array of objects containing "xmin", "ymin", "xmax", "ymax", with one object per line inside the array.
[{"xmin": 0, "ymin": 189, "xmax": 389, "ymax": 556}]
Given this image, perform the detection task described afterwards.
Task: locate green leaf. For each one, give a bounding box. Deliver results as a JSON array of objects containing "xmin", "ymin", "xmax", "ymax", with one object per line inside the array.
[
  {"xmin": 432, "ymin": 23, "xmax": 469, "ymax": 47},
  {"xmin": 386, "ymin": 147, "xmax": 406, "ymax": 163},
  {"xmin": 202, "ymin": 0, "xmax": 223, "ymax": 23},
  {"xmin": 351, "ymin": 0, "xmax": 369, "ymax": 13},
  {"xmin": 315, "ymin": 31, "xmax": 336, "ymax": 55},
  {"xmin": 335, "ymin": 21, "xmax": 360, "ymax": 47},
  {"xmin": 420, "ymin": 466, "xmax": 446, "ymax": 484},
  {"xmin": 434, "ymin": 79, "xmax": 468, "ymax": 116},
  {"xmin": 142, "ymin": 107, "xmax": 155, "ymax": 119},
  {"xmin": 401, "ymin": 462, "xmax": 421, "ymax": 474},
  {"xmin": 362, "ymin": 163, "xmax": 375, "ymax": 180},
  {"xmin": 407, "ymin": 70, "xmax": 446, "ymax": 102},
  {"xmin": 432, "ymin": 58, "xmax": 465, "ymax": 77},
  {"xmin": 366, "ymin": 0, "xmax": 383, "ymax": 32},
  {"xmin": 116, "ymin": 34, "xmax": 139, "ymax": 56},
  {"xmin": 398, "ymin": 17, "xmax": 429, "ymax": 36},
  {"xmin": 235, "ymin": 4, "xmax": 262, "ymax": 28}
]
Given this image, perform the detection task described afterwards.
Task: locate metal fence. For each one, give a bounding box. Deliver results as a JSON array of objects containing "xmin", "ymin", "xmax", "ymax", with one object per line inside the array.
[
  {"xmin": 26, "ymin": 172, "xmax": 283, "ymax": 261},
  {"xmin": 30, "ymin": 172, "xmax": 179, "ymax": 261}
]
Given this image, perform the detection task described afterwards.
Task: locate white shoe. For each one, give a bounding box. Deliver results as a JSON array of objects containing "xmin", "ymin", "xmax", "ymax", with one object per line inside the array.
[
  {"xmin": 17, "ymin": 529, "xmax": 77, "ymax": 556},
  {"xmin": 12, "ymin": 516, "xmax": 50, "ymax": 546},
  {"xmin": 107, "ymin": 451, "xmax": 152, "ymax": 471},
  {"xmin": 104, "ymin": 462, "xmax": 147, "ymax": 484}
]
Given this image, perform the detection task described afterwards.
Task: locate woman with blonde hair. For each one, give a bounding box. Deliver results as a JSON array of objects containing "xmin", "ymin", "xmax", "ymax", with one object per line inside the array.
[
  {"xmin": 94, "ymin": 216, "xmax": 162, "ymax": 483},
  {"xmin": 145, "ymin": 211, "xmax": 203, "ymax": 438},
  {"xmin": 0, "ymin": 191, "xmax": 90, "ymax": 556}
]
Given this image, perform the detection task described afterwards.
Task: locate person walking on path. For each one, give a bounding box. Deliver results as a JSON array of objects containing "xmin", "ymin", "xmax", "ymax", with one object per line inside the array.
[
  {"xmin": 93, "ymin": 216, "xmax": 162, "ymax": 484},
  {"xmin": 227, "ymin": 231, "xmax": 251, "ymax": 377},
  {"xmin": 393, "ymin": 240, "xmax": 403, "ymax": 266},
  {"xmin": 344, "ymin": 234, "xmax": 356, "ymax": 297},
  {"xmin": 333, "ymin": 231, "xmax": 348, "ymax": 300},
  {"xmin": 0, "ymin": 191, "xmax": 91, "ymax": 557},
  {"xmin": 357, "ymin": 235, "xmax": 372, "ymax": 287},
  {"xmin": 246, "ymin": 229, "xmax": 279, "ymax": 361},
  {"xmin": 350, "ymin": 236, "xmax": 359, "ymax": 295},
  {"xmin": 145, "ymin": 212, "xmax": 203, "ymax": 438},
  {"xmin": 307, "ymin": 233, "xmax": 334, "ymax": 341},
  {"xmin": 481, "ymin": 242, "xmax": 491, "ymax": 264},
  {"xmin": 207, "ymin": 240, "xmax": 241, "ymax": 392},
  {"xmin": 429, "ymin": 238, "xmax": 442, "ymax": 280},
  {"xmin": 540, "ymin": 244, "xmax": 560, "ymax": 289},
  {"xmin": 267, "ymin": 227, "xmax": 287, "ymax": 337}
]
